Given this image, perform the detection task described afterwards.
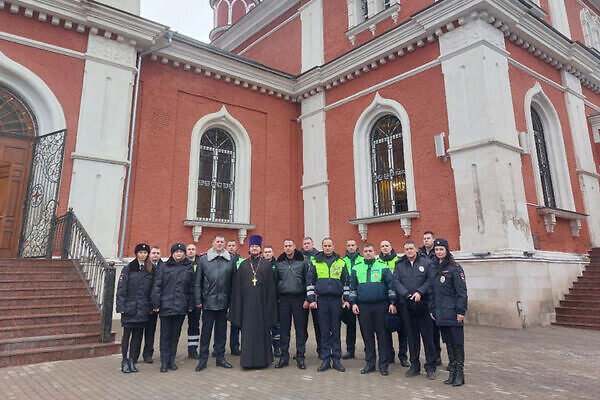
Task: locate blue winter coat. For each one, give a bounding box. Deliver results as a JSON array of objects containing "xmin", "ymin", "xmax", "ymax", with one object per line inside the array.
[
  {"xmin": 151, "ymin": 257, "xmax": 194, "ymax": 316},
  {"xmin": 116, "ymin": 259, "xmax": 154, "ymax": 326},
  {"xmin": 429, "ymin": 257, "xmax": 468, "ymax": 327}
]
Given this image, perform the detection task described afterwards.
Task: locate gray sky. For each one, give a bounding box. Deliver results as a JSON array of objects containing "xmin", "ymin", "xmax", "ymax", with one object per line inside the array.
[{"xmin": 140, "ymin": 0, "xmax": 213, "ymax": 43}]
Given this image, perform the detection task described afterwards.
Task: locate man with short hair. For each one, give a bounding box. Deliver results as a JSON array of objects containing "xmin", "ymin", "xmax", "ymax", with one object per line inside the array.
[
  {"xmin": 419, "ymin": 231, "xmax": 442, "ymax": 366},
  {"xmin": 301, "ymin": 237, "xmax": 322, "ymax": 359},
  {"xmin": 140, "ymin": 246, "xmax": 163, "ymax": 364},
  {"xmin": 226, "ymin": 239, "xmax": 243, "ymax": 356},
  {"xmin": 186, "ymin": 244, "xmax": 201, "ymax": 359},
  {"xmin": 194, "ymin": 234, "xmax": 236, "ymax": 371},
  {"xmin": 274, "ymin": 239, "xmax": 309, "ymax": 369},
  {"xmin": 393, "ymin": 240, "xmax": 437, "ymax": 379},
  {"xmin": 307, "ymin": 238, "xmax": 350, "ymax": 372},
  {"xmin": 341, "ymin": 239, "xmax": 363, "ymax": 359},
  {"xmin": 263, "ymin": 245, "xmax": 281, "ymax": 357}
]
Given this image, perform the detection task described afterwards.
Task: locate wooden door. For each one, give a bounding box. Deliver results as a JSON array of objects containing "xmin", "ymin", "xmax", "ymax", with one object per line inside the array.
[{"xmin": 0, "ymin": 136, "xmax": 32, "ymax": 258}]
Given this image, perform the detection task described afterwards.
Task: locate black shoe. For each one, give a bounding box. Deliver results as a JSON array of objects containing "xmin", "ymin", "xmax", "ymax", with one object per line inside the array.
[
  {"xmin": 453, "ymin": 345, "xmax": 465, "ymax": 387},
  {"xmin": 296, "ymin": 359, "xmax": 306, "ymax": 369},
  {"xmin": 275, "ymin": 359, "xmax": 288, "ymax": 369},
  {"xmin": 195, "ymin": 360, "xmax": 207, "ymax": 371},
  {"xmin": 143, "ymin": 355, "xmax": 153, "ymax": 364},
  {"xmin": 400, "ymin": 359, "xmax": 410, "ymax": 367},
  {"xmin": 317, "ymin": 361, "xmax": 331, "ymax": 372},
  {"xmin": 188, "ymin": 347, "xmax": 199, "ymax": 359},
  {"xmin": 444, "ymin": 344, "xmax": 456, "ymax": 385},
  {"xmin": 341, "ymin": 352, "xmax": 355, "ymax": 360},
  {"xmin": 380, "ymin": 369, "xmax": 389, "ymax": 376},
  {"xmin": 360, "ymin": 365, "xmax": 376, "ymax": 374},
  {"xmin": 427, "ymin": 370, "xmax": 436, "ymax": 380},
  {"xmin": 216, "ymin": 359, "xmax": 233, "ymax": 368},
  {"xmin": 273, "ymin": 348, "xmax": 282, "ymax": 357},
  {"xmin": 332, "ymin": 360, "xmax": 345, "ymax": 372},
  {"xmin": 231, "ymin": 348, "xmax": 241, "ymax": 356},
  {"xmin": 160, "ymin": 362, "xmax": 168, "ymax": 373},
  {"xmin": 128, "ymin": 359, "xmax": 139, "ymax": 373},
  {"xmin": 168, "ymin": 362, "xmax": 177, "ymax": 371},
  {"xmin": 405, "ymin": 367, "xmax": 420, "ymax": 377},
  {"xmin": 121, "ymin": 360, "xmax": 131, "ymax": 373}
]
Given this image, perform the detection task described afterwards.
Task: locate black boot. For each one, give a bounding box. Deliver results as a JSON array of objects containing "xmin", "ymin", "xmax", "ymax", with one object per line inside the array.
[
  {"xmin": 128, "ymin": 359, "xmax": 139, "ymax": 373},
  {"xmin": 160, "ymin": 361, "xmax": 168, "ymax": 373},
  {"xmin": 453, "ymin": 345, "xmax": 465, "ymax": 387},
  {"xmin": 444, "ymin": 345, "xmax": 456, "ymax": 385},
  {"xmin": 169, "ymin": 355, "xmax": 178, "ymax": 371},
  {"xmin": 188, "ymin": 346, "xmax": 199, "ymax": 359},
  {"xmin": 121, "ymin": 359, "xmax": 131, "ymax": 373}
]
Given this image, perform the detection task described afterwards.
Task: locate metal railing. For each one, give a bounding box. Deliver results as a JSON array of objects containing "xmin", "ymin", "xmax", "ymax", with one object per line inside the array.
[{"xmin": 50, "ymin": 208, "xmax": 115, "ymax": 343}]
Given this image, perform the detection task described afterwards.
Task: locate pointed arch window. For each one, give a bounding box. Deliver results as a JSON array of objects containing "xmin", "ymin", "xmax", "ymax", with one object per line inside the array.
[
  {"xmin": 197, "ymin": 128, "xmax": 236, "ymax": 221},
  {"xmin": 370, "ymin": 114, "xmax": 407, "ymax": 215},
  {"xmin": 0, "ymin": 86, "xmax": 36, "ymax": 136},
  {"xmin": 530, "ymin": 107, "xmax": 556, "ymax": 208}
]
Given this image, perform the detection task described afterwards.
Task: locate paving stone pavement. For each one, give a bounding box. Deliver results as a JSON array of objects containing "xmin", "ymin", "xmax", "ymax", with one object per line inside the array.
[{"xmin": 0, "ymin": 322, "xmax": 598, "ymax": 400}]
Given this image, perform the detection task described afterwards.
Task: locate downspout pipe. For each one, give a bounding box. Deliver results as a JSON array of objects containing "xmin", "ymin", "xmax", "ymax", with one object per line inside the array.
[{"xmin": 118, "ymin": 31, "xmax": 174, "ymax": 259}]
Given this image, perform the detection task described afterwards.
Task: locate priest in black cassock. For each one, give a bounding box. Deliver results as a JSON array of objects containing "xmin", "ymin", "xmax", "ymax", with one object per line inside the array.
[{"xmin": 229, "ymin": 235, "xmax": 278, "ymax": 369}]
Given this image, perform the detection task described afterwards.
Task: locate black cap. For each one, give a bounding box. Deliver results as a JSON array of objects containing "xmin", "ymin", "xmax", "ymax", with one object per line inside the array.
[
  {"xmin": 434, "ymin": 238, "xmax": 449, "ymax": 250},
  {"xmin": 134, "ymin": 243, "xmax": 150, "ymax": 254},
  {"xmin": 171, "ymin": 243, "xmax": 186, "ymax": 255}
]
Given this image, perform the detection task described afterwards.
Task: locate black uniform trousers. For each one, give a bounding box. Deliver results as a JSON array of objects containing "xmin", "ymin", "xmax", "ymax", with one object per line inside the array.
[
  {"xmin": 159, "ymin": 314, "xmax": 185, "ymax": 364},
  {"xmin": 309, "ymin": 308, "xmax": 322, "ymax": 355},
  {"xmin": 187, "ymin": 308, "xmax": 201, "ymax": 350},
  {"xmin": 122, "ymin": 327, "xmax": 143, "ymax": 361},
  {"xmin": 432, "ymin": 320, "xmax": 442, "ymax": 360},
  {"xmin": 385, "ymin": 312, "xmax": 408, "ymax": 362},
  {"xmin": 340, "ymin": 307, "xmax": 357, "ymax": 354},
  {"xmin": 357, "ymin": 302, "xmax": 389, "ymax": 370},
  {"xmin": 230, "ymin": 323, "xmax": 241, "ymax": 351},
  {"xmin": 278, "ymin": 294, "xmax": 309, "ymax": 361},
  {"xmin": 401, "ymin": 304, "xmax": 437, "ymax": 372},
  {"xmin": 141, "ymin": 312, "xmax": 158, "ymax": 361},
  {"xmin": 200, "ymin": 309, "xmax": 228, "ymax": 361},
  {"xmin": 440, "ymin": 326, "xmax": 464, "ymax": 345},
  {"xmin": 317, "ymin": 295, "xmax": 342, "ymax": 363}
]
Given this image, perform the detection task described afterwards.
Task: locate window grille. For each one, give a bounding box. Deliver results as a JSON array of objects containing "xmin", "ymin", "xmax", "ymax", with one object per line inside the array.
[
  {"xmin": 531, "ymin": 107, "xmax": 556, "ymax": 208},
  {"xmin": 0, "ymin": 86, "xmax": 36, "ymax": 136}
]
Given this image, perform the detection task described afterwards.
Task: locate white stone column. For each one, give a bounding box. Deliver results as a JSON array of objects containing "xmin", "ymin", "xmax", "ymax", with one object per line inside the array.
[
  {"xmin": 562, "ymin": 71, "xmax": 600, "ymax": 246},
  {"xmin": 301, "ymin": 92, "xmax": 330, "ymax": 243},
  {"xmin": 547, "ymin": 0, "xmax": 571, "ymax": 38},
  {"xmin": 300, "ymin": 0, "xmax": 324, "ymax": 72},
  {"xmin": 69, "ymin": 34, "xmax": 136, "ymax": 258},
  {"xmin": 440, "ymin": 18, "xmax": 533, "ymax": 253}
]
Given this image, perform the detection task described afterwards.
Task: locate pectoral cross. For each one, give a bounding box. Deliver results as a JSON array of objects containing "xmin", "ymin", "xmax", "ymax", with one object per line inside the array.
[{"xmin": 252, "ymin": 274, "xmax": 258, "ymax": 286}]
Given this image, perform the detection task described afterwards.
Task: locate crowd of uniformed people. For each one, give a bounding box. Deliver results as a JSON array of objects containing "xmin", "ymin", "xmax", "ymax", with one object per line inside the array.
[{"xmin": 115, "ymin": 231, "xmax": 467, "ymax": 387}]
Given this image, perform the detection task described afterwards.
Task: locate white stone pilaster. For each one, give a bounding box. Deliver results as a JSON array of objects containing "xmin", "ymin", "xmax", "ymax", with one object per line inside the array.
[
  {"xmin": 547, "ymin": 0, "xmax": 572, "ymax": 38},
  {"xmin": 300, "ymin": 0, "xmax": 324, "ymax": 72},
  {"xmin": 301, "ymin": 92, "xmax": 329, "ymax": 243},
  {"xmin": 69, "ymin": 34, "xmax": 136, "ymax": 257},
  {"xmin": 440, "ymin": 18, "xmax": 533, "ymax": 253},
  {"xmin": 100, "ymin": 0, "xmax": 140, "ymax": 15},
  {"xmin": 562, "ymin": 71, "xmax": 600, "ymax": 246}
]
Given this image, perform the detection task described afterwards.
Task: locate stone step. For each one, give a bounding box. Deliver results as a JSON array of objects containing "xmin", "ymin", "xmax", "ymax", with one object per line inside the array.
[
  {"xmin": 0, "ymin": 259, "xmax": 74, "ymax": 267},
  {"xmin": 0, "ymin": 342, "xmax": 120, "ymax": 368},
  {"xmin": 0, "ymin": 322, "xmax": 101, "ymax": 340},
  {"xmin": 581, "ymin": 271, "xmax": 600, "ymax": 278},
  {"xmin": 0, "ymin": 312, "xmax": 101, "ymax": 328},
  {"xmin": 555, "ymin": 314, "xmax": 600, "ymax": 324},
  {"xmin": 0, "ymin": 271, "xmax": 80, "ymax": 280},
  {"xmin": 555, "ymin": 306, "xmax": 600, "ymax": 317},
  {"xmin": 571, "ymin": 280, "xmax": 600, "ymax": 288},
  {"xmin": 559, "ymin": 299, "xmax": 600, "ymax": 308},
  {"xmin": 564, "ymin": 293, "xmax": 600, "ymax": 301},
  {"xmin": 0, "ymin": 278, "xmax": 83, "ymax": 289},
  {"xmin": 565, "ymin": 287, "xmax": 600, "ymax": 295},
  {"xmin": 0, "ymin": 332, "xmax": 116, "ymax": 352},
  {"xmin": 552, "ymin": 321, "xmax": 600, "ymax": 331},
  {"xmin": 0, "ymin": 295, "xmax": 92, "ymax": 307},
  {"xmin": 0, "ymin": 287, "xmax": 89, "ymax": 298},
  {"xmin": 0, "ymin": 303, "xmax": 97, "ymax": 317}
]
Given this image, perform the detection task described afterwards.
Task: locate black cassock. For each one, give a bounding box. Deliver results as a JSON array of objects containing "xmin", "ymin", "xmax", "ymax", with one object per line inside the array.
[{"xmin": 229, "ymin": 256, "xmax": 278, "ymax": 368}]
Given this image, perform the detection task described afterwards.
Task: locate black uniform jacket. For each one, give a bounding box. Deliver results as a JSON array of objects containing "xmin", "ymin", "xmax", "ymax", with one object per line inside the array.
[
  {"xmin": 274, "ymin": 250, "xmax": 307, "ymax": 297},
  {"xmin": 151, "ymin": 256, "xmax": 194, "ymax": 316},
  {"xmin": 194, "ymin": 248, "xmax": 235, "ymax": 311},
  {"xmin": 392, "ymin": 254, "xmax": 435, "ymax": 313},
  {"xmin": 116, "ymin": 259, "xmax": 155, "ymax": 325},
  {"xmin": 429, "ymin": 257, "xmax": 468, "ymax": 326}
]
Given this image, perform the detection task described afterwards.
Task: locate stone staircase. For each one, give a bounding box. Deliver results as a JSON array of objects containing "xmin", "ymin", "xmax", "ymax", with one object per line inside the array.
[
  {"xmin": 0, "ymin": 258, "xmax": 119, "ymax": 368},
  {"xmin": 553, "ymin": 248, "xmax": 600, "ymax": 330}
]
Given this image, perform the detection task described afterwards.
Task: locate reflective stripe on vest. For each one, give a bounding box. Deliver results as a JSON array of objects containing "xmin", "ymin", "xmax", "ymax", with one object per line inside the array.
[
  {"xmin": 236, "ymin": 257, "xmax": 245, "ymax": 269},
  {"xmin": 354, "ymin": 260, "xmax": 388, "ymax": 283},
  {"xmin": 311, "ymin": 258, "xmax": 346, "ymax": 280}
]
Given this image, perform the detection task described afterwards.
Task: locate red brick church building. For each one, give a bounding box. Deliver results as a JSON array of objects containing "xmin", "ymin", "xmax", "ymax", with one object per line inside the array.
[{"xmin": 1, "ymin": 0, "xmax": 600, "ymax": 329}]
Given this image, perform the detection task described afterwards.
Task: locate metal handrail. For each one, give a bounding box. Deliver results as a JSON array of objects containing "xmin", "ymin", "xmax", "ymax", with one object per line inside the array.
[{"xmin": 50, "ymin": 208, "xmax": 115, "ymax": 343}]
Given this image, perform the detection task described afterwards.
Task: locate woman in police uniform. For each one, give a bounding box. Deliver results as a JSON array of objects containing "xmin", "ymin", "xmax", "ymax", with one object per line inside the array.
[{"xmin": 429, "ymin": 238, "xmax": 467, "ymax": 387}]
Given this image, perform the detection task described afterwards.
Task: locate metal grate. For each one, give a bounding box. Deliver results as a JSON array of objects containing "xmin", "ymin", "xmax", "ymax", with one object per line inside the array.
[
  {"xmin": 0, "ymin": 85, "xmax": 36, "ymax": 136},
  {"xmin": 531, "ymin": 107, "xmax": 556, "ymax": 208},
  {"xmin": 370, "ymin": 115, "xmax": 408, "ymax": 215}
]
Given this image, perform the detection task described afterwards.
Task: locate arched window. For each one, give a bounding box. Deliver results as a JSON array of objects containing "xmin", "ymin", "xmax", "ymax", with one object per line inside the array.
[
  {"xmin": 370, "ymin": 114, "xmax": 407, "ymax": 215},
  {"xmin": 197, "ymin": 128, "xmax": 236, "ymax": 221},
  {"xmin": 530, "ymin": 107, "xmax": 556, "ymax": 208},
  {"xmin": 0, "ymin": 85, "xmax": 36, "ymax": 136}
]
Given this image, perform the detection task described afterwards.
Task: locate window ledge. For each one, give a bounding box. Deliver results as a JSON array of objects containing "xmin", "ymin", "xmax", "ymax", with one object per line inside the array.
[
  {"xmin": 349, "ymin": 211, "xmax": 419, "ymax": 241},
  {"xmin": 536, "ymin": 207, "xmax": 587, "ymax": 236},
  {"xmin": 184, "ymin": 220, "xmax": 255, "ymax": 244},
  {"xmin": 346, "ymin": 3, "xmax": 401, "ymax": 45}
]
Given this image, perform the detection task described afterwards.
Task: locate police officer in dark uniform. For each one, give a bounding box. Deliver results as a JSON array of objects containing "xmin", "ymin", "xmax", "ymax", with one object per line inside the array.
[
  {"xmin": 139, "ymin": 245, "xmax": 163, "ymax": 364},
  {"xmin": 226, "ymin": 239, "xmax": 243, "ymax": 356},
  {"xmin": 341, "ymin": 239, "xmax": 363, "ymax": 359},
  {"xmin": 151, "ymin": 243, "xmax": 195, "ymax": 373},
  {"xmin": 301, "ymin": 237, "xmax": 322, "ymax": 359},
  {"xmin": 393, "ymin": 240, "xmax": 437, "ymax": 379},
  {"xmin": 420, "ymin": 231, "xmax": 443, "ymax": 367},
  {"xmin": 429, "ymin": 238, "xmax": 468, "ymax": 387},
  {"xmin": 185, "ymin": 244, "xmax": 202, "ymax": 359},
  {"xmin": 307, "ymin": 238, "xmax": 350, "ymax": 372}
]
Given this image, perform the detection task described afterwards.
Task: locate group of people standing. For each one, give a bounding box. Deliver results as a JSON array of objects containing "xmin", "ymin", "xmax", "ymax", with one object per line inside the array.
[{"xmin": 115, "ymin": 231, "xmax": 467, "ymax": 387}]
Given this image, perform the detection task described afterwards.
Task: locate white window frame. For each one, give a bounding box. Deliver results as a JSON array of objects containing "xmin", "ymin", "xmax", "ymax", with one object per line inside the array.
[{"xmin": 581, "ymin": 8, "xmax": 600, "ymax": 51}]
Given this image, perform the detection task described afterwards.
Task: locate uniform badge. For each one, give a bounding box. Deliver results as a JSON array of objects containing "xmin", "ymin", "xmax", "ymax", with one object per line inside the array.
[
  {"xmin": 331, "ymin": 266, "xmax": 341, "ymax": 278},
  {"xmin": 373, "ymin": 273, "xmax": 379, "ymax": 279},
  {"xmin": 440, "ymin": 276, "xmax": 445, "ymax": 283},
  {"xmin": 460, "ymin": 272, "xmax": 466, "ymax": 282},
  {"xmin": 418, "ymin": 266, "xmax": 425, "ymax": 272}
]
